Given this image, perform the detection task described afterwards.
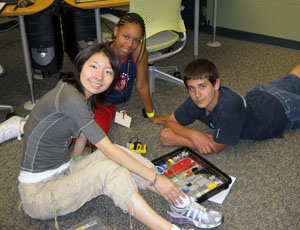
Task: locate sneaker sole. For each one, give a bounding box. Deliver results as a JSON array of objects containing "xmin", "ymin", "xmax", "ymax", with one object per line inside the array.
[{"xmin": 167, "ymin": 211, "xmax": 223, "ymax": 229}]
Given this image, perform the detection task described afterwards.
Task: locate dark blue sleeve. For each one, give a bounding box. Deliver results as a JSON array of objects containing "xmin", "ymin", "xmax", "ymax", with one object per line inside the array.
[{"xmin": 174, "ymin": 97, "xmax": 205, "ymax": 125}]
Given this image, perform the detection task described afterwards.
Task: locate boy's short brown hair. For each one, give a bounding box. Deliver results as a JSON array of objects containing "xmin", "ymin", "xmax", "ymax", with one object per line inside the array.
[{"xmin": 183, "ymin": 59, "xmax": 219, "ymax": 87}]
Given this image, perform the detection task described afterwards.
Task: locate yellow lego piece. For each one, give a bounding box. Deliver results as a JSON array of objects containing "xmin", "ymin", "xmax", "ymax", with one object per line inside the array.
[
  {"xmin": 129, "ymin": 143, "xmax": 147, "ymax": 154},
  {"xmin": 207, "ymin": 183, "xmax": 217, "ymax": 190},
  {"xmin": 167, "ymin": 159, "xmax": 173, "ymax": 164}
]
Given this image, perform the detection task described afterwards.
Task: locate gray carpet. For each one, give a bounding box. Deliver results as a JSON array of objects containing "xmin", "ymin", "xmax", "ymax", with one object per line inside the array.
[{"xmin": 1, "ymin": 24, "xmax": 300, "ymax": 230}]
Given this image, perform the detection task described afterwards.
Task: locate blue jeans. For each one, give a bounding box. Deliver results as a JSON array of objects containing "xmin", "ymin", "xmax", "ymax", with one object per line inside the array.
[{"xmin": 248, "ymin": 74, "xmax": 300, "ymax": 131}]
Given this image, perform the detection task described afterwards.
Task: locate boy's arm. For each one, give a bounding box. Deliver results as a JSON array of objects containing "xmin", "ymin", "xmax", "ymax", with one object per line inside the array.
[
  {"xmin": 162, "ymin": 114, "xmax": 226, "ymax": 154},
  {"xmin": 207, "ymin": 133, "xmax": 227, "ymax": 152}
]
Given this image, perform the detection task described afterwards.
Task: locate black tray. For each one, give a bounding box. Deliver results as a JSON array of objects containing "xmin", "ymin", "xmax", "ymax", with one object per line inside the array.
[{"xmin": 152, "ymin": 147, "xmax": 232, "ymax": 203}]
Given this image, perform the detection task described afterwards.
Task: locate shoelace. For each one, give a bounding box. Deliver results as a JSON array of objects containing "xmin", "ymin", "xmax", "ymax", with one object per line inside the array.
[{"xmin": 186, "ymin": 198, "xmax": 209, "ymax": 224}]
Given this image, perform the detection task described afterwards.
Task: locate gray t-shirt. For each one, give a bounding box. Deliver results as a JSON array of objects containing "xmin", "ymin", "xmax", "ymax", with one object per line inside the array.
[{"xmin": 21, "ymin": 80, "xmax": 106, "ymax": 173}]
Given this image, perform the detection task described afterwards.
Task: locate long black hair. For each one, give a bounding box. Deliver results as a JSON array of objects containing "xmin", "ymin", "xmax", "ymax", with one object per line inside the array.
[{"xmin": 61, "ymin": 43, "xmax": 121, "ymax": 108}]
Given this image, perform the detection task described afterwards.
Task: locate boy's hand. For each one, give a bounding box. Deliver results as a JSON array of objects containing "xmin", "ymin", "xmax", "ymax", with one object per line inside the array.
[{"xmin": 191, "ymin": 131, "xmax": 217, "ymax": 154}]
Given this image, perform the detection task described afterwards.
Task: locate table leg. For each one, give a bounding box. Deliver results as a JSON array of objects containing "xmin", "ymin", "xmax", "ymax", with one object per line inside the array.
[
  {"xmin": 94, "ymin": 8, "xmax": 102, "ymax": 43},
  {"xmin": 194, "ymin": 0, "xmax": 200, "ymax": 59},
  {"xmin": 19, "ymin": 15, "xmax": 36, "ymax": 110},
  {"xmin": 207, "ymin": 0, "xmax": 221, "ymax": 47}
]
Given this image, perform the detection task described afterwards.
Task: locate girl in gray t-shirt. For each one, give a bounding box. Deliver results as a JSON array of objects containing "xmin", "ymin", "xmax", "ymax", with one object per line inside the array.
[{"xmin": 13, "ymin": 43, "xmax": 222, "ymax": 230}]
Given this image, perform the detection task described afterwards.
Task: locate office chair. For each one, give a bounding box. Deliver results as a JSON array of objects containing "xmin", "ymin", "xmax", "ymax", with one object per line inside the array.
[
  {"xmin": 101, "ymin": 0, "xmax": 186, "ymax": 94},
  {"xmin": 0, "ymin": 64, "xmax": 16, "ymax": 119}
]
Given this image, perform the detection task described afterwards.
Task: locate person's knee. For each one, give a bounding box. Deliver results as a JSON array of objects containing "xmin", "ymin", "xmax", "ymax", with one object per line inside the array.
[{"xmin": 112, "ymin": 186, "xmax": 138, "ymax": 215}]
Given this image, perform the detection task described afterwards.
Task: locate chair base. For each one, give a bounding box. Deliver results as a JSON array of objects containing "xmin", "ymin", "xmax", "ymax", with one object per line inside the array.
[
  {"xmin": 0, "ymin": 105, "xmax": 14, "ymax": 113},
  {"xmin": 0, "ymin": 65, "xmax": 16, "ymax": 119},
  {"xmin": 24, "ymin": 100, "xmax": 38, "ymax": 111},
  {"xmin": 207, "ymin": 41, "xmax": 221, "ymax": 47},
  {"xmin": 148, "ymin": 66, "xmax": 184, "ymax": 94},
  {"xmin": 0, "ymin": 105, "xmax": 16, "ymax": 120},
  {"xmin": 155, "ymin": 65, "xmax": 179, "ymax": 73}
]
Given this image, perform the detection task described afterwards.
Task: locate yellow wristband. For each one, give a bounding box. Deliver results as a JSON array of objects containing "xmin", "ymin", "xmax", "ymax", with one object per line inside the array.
[{"xmin": 146, "ymin": 111, "xmax": 155, "ymax": 118}]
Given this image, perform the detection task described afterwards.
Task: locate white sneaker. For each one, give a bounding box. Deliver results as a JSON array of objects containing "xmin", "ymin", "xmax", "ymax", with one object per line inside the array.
[
  {"xmin": 0, "ymin": 116, "xmax": 27, "ymax": 144},
  {"xmin": 168, "ymin": 197, "xmax": 223, "ymax": 229},
  {"xmin": 172, "ymin": 224, "xmax": 195, "ymax": 230}
]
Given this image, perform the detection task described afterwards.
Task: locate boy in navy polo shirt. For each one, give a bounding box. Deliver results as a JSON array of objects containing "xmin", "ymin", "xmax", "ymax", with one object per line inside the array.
[{"xmin": 160, "ymin": 59, "xmax": 300, "ymax": 154}]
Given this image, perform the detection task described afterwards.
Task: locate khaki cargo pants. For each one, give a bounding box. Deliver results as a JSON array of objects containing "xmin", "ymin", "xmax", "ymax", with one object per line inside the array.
[{"xmin": 18, "ymin": 144, "xmax": 155, "ymax": 220}]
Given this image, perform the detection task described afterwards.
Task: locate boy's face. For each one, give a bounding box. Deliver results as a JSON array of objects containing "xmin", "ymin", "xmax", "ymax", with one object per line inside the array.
[{"xmin": 186, "ymin": 78, "xmax": 220, "ymax": 113}]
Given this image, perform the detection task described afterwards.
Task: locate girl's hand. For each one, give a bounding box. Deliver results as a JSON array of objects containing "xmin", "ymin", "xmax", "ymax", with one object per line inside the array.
[
  {"xmin": 152, "ymin": 174, "xmax": 185, "ymax": 205},
  {"xmin": 149, "ymin": 114, "xmax": 171, "ymax": 124}
]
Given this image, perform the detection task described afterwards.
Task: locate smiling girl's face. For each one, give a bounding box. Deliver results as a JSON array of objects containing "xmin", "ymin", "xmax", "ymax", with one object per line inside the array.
[
  {"xmin": 80, "ymin": 52, "xmax": 115, "ymax": 99},
  {"xmin": 112, "ymin": 22, "xmax": 143, "ymax": 60}
]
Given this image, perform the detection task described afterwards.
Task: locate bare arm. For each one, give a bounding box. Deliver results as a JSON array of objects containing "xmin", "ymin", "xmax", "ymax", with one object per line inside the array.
[
  {"xmin": 289, "ymin": 64, "xmax": 300, "ymax": 78},
  {"xmin": 207, "ymin": 133, "xmax": 227, "ymax": 153},
  {"xmin": 134, "ymin": 45, "xmax": 169, "ymax": 124},
  {"xmin": 95, "ymin": 136, "xmax": 185, "ymax": 204},
  {"xmin": 73, "ymin": 132, "xmax": 87, "ymax": 158},
  {"xmin": 160, "ymin": 113, "xmax": 226, "ymax": 154}
]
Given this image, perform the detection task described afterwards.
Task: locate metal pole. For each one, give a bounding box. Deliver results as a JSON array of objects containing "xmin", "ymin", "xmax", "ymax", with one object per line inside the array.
[
  {"xmin": 19, "ymin": 15, "xmax": 37, "ymax": 110},
  {"xmin": 95, "ymin": 8, "xmax": 102, "ymax": 43},
  {"xmin": 207, "ymin": 0, "xmax": 221, "ymax": 47},
  {"xmin": 194, "ymin": 0, "xmax": 200, "ymax": 59}
]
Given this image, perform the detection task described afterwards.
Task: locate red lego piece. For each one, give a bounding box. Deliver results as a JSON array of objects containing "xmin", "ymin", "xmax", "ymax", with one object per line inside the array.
[
  {"xmin": 165, "ymin": 169, "xmax": 174, "ymax": 177},
  {"xmin": 186, "ymin": 171, "xmax": 193, "ymax": 176},
  {"xmin": 171, "ymin": 157, "xmax": 196, "ymax": 174}
]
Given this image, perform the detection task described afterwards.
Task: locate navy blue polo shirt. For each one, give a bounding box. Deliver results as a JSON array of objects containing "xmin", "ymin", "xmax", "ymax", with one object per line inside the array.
[{"xmin": 174, "ymin": 86, "xmax": 287, "ymax": 145}]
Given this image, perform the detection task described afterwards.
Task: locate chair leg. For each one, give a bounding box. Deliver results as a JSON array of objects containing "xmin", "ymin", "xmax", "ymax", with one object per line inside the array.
[
  {"xmin": 0, "ymin": 65, "xmax": 16, "ymax": 119},
  {"xmin": 154, "ymin": 69, "xmax": 184, "ymax": 86},
  {"xmin": 147, "ymin": 65, "xmax": 156, "ymax": 94},
  {"xmin": 0, "ymin": 105, "xmax": 16, "ymax": 120},
  {"xmin": 155, "ymin": 66, "xmax": 178, "ymax": 73},
  {"xmin": 0, "ymin": 105, "xmax": 14, "ymax": 113},
  {"xmin": 147, "ymin": 66, "xmax": 185, "ymax": 95}
]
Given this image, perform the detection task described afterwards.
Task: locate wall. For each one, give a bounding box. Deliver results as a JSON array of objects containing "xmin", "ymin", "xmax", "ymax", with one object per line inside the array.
[{"xmin": 207, "ymin": 0, "xmax": 300, "ymax": 42}]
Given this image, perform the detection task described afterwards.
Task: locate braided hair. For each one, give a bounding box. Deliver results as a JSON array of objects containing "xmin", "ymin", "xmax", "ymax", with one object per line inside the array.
[{"xmin": 117, "ymin": 12, "xmax": 147, "ymax": 64}]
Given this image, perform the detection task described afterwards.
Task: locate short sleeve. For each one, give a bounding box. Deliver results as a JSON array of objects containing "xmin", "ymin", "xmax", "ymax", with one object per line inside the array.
[
  {"xmin": 58, "ymin": 86, "xmax": 106, "ymax": 145},
  {"xmin": 174, "ymin": 97, "xmax": 204, "ymax": 125}
]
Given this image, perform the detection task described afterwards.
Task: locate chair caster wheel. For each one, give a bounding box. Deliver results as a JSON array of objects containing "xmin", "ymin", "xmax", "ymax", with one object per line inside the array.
[
  {"xmin": 173, "ymin": 71, "xmax": 182, "ymax": 79},
  {"xmin": 167, "ymin": 47, "xmax": 175, "ymax": 52}
]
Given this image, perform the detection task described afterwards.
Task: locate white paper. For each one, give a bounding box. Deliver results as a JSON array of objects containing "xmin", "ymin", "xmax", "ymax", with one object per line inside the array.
[
  {"xmin": 208, "ymin": 176, "xmax": 236, "ymax": 204},
  {"xmin": 114, "ymin": 111, "xmax": 132, "ymax": 128}
]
